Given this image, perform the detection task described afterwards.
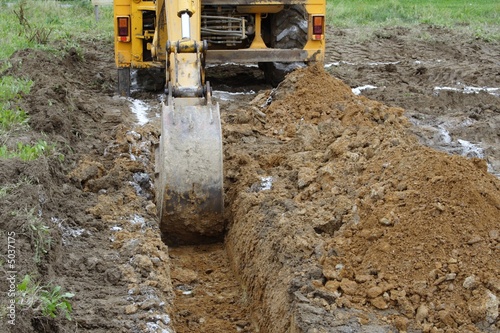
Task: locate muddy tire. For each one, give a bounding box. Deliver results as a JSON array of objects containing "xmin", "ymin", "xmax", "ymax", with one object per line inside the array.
[
  {"xmin": 263, "ymin": 5, "xmax": 308, "ymax": 87},
  {"xmin": 117, "ymin": 67, "xmax": 131, "ymax": 96}
]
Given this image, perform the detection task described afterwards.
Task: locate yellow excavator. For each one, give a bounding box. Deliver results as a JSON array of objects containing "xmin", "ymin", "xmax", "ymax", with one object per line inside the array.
[{"xmin": 114, "ymin": 0, "xmax": 325, "ymax": 245}]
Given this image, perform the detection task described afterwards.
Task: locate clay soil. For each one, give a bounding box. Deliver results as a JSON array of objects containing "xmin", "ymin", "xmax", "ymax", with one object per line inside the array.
[{"xmin": 0, "ymin": 25, "xmax": 499, "ymax": 333}]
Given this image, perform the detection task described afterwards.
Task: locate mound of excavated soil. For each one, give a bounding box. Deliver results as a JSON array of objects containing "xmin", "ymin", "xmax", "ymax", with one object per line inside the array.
[{"xmin": 224, "ymin": 65, "xmax": 499, "ymax": 332}]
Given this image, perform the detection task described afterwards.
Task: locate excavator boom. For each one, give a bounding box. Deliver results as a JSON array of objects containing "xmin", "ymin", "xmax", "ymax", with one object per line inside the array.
[{"xmin": 155, "ymin": 0, "xmax": 224, "ymax": 245}]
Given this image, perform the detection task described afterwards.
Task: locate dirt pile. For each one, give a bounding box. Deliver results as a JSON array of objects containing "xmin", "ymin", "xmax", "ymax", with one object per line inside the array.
[{"xmin": 224, "ymin": 65, "xmax": 499, "ymax": 332}]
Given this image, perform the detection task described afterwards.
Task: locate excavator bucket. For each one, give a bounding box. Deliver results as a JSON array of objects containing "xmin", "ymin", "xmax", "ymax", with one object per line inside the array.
[{"xmin": 156, "ymin": 95, "xmax": 223, "ymax": 245}]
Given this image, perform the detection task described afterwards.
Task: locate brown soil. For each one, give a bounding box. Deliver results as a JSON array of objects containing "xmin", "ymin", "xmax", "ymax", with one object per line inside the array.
[{"xmin": 0, "ymin": 24, "xmax": 498, "ymax": 333}]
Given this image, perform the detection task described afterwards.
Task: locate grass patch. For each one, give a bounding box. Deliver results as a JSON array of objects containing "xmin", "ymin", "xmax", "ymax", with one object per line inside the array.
[
  {"xmin": 0, "ymin": 75, "xmax": 33, "ymax": 102},
  {"xmin": 12, "ymin": 207, "xmax": 53, "ymax": 263},
  {"xmin": 0, "ymin": 140, "xmax": 56, "ymax": 161},
  {"xmin": 0, "ymin": 0, "xmax": 114, "ymax": 60},
  {"xmin": 0, "ymin": 107, "xmax": 29, "ymax": 132},
  {"xmin": 0, "ymin": 75, "xmax": 32, "ymax": 132},
  {"xmin": 327, "ymin": 0, "xmax": 500, "ymax": 40},
  {"xmin": 17, "ymin": 274, "xmax": 74, "ymax": 320}
]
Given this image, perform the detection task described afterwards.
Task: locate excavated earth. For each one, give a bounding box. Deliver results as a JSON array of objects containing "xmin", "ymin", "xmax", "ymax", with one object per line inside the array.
[{"xmin": 0, "ymin": 25, "xmax": 499, "ymax": 333}]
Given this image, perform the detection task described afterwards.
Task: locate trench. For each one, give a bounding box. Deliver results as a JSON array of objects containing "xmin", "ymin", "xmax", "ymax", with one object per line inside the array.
[
  {"xmin": 126, "ymin": 66, "xmax": 270, "ymax": 333},
  {"xmin": 168, "ymin": 244, "xmax": 253, "ymax": 332}
]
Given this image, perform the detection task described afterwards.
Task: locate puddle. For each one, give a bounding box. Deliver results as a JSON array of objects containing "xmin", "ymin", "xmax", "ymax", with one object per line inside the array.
[
  {"xmin": 409, "ymin": 116, "xmax": 498, "ymax": 178},
  {"xmin": 129, "ymin": 99, "xmax": 150, "ymax": 125},
  {"xmin": 260, "ymin": 176, "xmax": 273, "ymax": 191},
  {"xmin": 207, "ymin": 62, "xmax": 259, "ymax": 68},
  {"xmin": 434, "ymin": 85, "xmax": 500, "ymax": 97},
  {"xmin": 352, "ymin": 85, "xmax": 377, "ymax": 95},
  {"xmin": 325, "ymin": 61, "xmax": 400, "ymax": 68},
  {"xmin": 213, "ymin": 90, "xmax": 256, "ymax": 101}
]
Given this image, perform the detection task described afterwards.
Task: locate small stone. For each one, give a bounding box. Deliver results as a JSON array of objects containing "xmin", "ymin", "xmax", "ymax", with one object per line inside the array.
[
  {"xmin": 125, "ymin": 304, "xmax": 138, "ymax": 314},
  {"xmin": 311, "ymin": 279, "xmax": 323, "ymax": 288},
  {"xmin": 438, "ymin": 309, "xmax": 457, "ymax": 328},
  {"xmin": 416, "ymin": 304, "xmax": 429, "ymax": 323},
  {"xmin": 145, "ymin": 202, "xmax": 156, "ymax": 215},
  {"xmin": 366, "ymin": 286, "xmax": 383, "ymax": 298},
  {"xmin": 428, "ymin": 269, "xmax": 439, "ymax": 280},
  {"xmin": 370, "ymin": 296, "xmax": 388, "ymax": 309},
  {"xmin": 358, "ymin": 314, "xmax": 369, "ymax": 325},
  {"xmin": 489, "ymin": 229, "xmax": 499, "ymax": 240},
  {"xmin": 394, "ymin": 316, "xmax": 409, "ymax": 332},
  {"xmin": 485, "ymin": 290, "xmax": 499, "ymax": 324},
  {"xmin": 433, "ymin": 276, "xmax": 447, "ymax": 286},
  {"xmin": 463, "ymin": 275, "xmax": 479, "ymax": 290},
  {"xmin": 322, "ymin": 270, "xmax": 338, "ymax": 281},
  {"xmin": 434, "ymin": 202, "xmax": 445, "ymax": 212},
  {"xmin": 340, "ymin": 278, "xmax": 358, "ymax": 296},
  {"xmin": 445, "ymin": 273, "xmax": 456, "ymax": 281},
  {"xmin": 355, "ymin": 274, "xmax": 373, "ymax": 283},
  {"xmin": 467, "ymin": 235, "xmax": 483, "ymax": 245},
  {"xmin": 325, "ymin": 280, "xmax": 340, "ymax": 292},
  {"xmin": 379, "ymin": 217, "xmax": 393, "ymax": 226},
  {"xmin": 467, "ymin": 290, "xmax": 498, "ymax": 324},
  {"xmin": 297, "ymin": 167, "xmax": 317, "ymax": 189},
  {"xmin": 133, "ymin": 254, "xmax": 153, "ymax": 271},
  {"xmin": 140, "ymin": 298, "xmax": 158, "ymax": 310}
]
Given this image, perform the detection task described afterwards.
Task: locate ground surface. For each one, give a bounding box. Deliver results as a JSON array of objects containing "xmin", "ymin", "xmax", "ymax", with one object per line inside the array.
[{"xmin": 0, "ymin": 25, "xmax": 498, "ymax": 333}]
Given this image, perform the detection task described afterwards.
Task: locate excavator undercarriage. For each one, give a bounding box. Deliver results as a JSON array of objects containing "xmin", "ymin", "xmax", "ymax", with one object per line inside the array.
[{"xmin": 114, "ymin": 0, "xmax": 325, "ymax": 245}]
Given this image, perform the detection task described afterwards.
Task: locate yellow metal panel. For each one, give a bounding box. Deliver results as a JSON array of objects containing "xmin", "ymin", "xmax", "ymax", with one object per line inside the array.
[{"xmin": 114, "ymin": 3, "xmax": 132, "ymax": 67}]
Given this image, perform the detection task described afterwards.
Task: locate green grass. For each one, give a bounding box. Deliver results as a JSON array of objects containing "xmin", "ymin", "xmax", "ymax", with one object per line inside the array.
[
  {"xmin": 0, "ymin": 0, "xmax": 114, "ymax": 60},
  {"xmin": 0, "ymin": 76, "xmax": 32, "ymax": 132},
  {"xmin": 327, "ymin": 0, "xmax": 500, "ymax": 40},
  {"xmin": 0, "ymin": 140, "xmax": 56, "ymax": 161},
  {"xmin": 17, "ymin": 274, "xmax": 74, "ymax": 320},
  {"xmin": 0, "ymin": 75, "xmax": 33, "ymax": 102}
]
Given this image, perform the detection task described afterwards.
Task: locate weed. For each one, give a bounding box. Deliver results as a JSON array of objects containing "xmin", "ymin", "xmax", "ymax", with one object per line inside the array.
[
  {"xmin": 0, "ymin": 61, "xmax": 12, "ymax": 73},
  {"xmin": 0, "ymin": 177, "xmax": 32, "ymax": 199},
  {"xmin": 28, "ymin": 220, "xmax": 52, "ymax": 264},
  {"xmin": 12, "ymin": 207, "xmax": 52, "ymax": 263},
  {"xmin": 0, "ymin": 76, "xmax": 33, "ymax": 103},
  {"xmin": 17, "ymin": 274, "xmax": 42, "ymax": 309},
  {"xmin": 39, "ymin": 285, "xmax": 74, "ymax": 320},
  {"xmin": 0, "ymin": 140, "xmax": 57, "ymax": 161},
  {"xmin": 13, "ymin": 1, "xmax": 53, "ymax": 45},
  {"xmin": 17, "ymin": 275, "xmax": 74, "ymax": 320},
  {"xmin": 0, "ymin": 107, "xmax": 29, "ymax": 132}
]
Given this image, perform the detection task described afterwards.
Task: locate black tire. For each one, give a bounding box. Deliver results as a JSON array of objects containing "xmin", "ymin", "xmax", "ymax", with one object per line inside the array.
[
  {"xmin": 263, "ymin": 5, "xmax": 308, "ymax": 87},
  {"xmin": 117, "ymin": 67, "xmax": 131, "ymax": 97}
]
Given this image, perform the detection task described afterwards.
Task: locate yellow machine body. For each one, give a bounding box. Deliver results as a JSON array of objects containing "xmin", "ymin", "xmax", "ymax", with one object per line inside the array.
[
  {"xmin": 114, "ymin": 0, "xmax": 326, "ymax": 245},
  {"xmin": 114, "ymin": 0, "xmax": 326, "ymax": 73}
]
